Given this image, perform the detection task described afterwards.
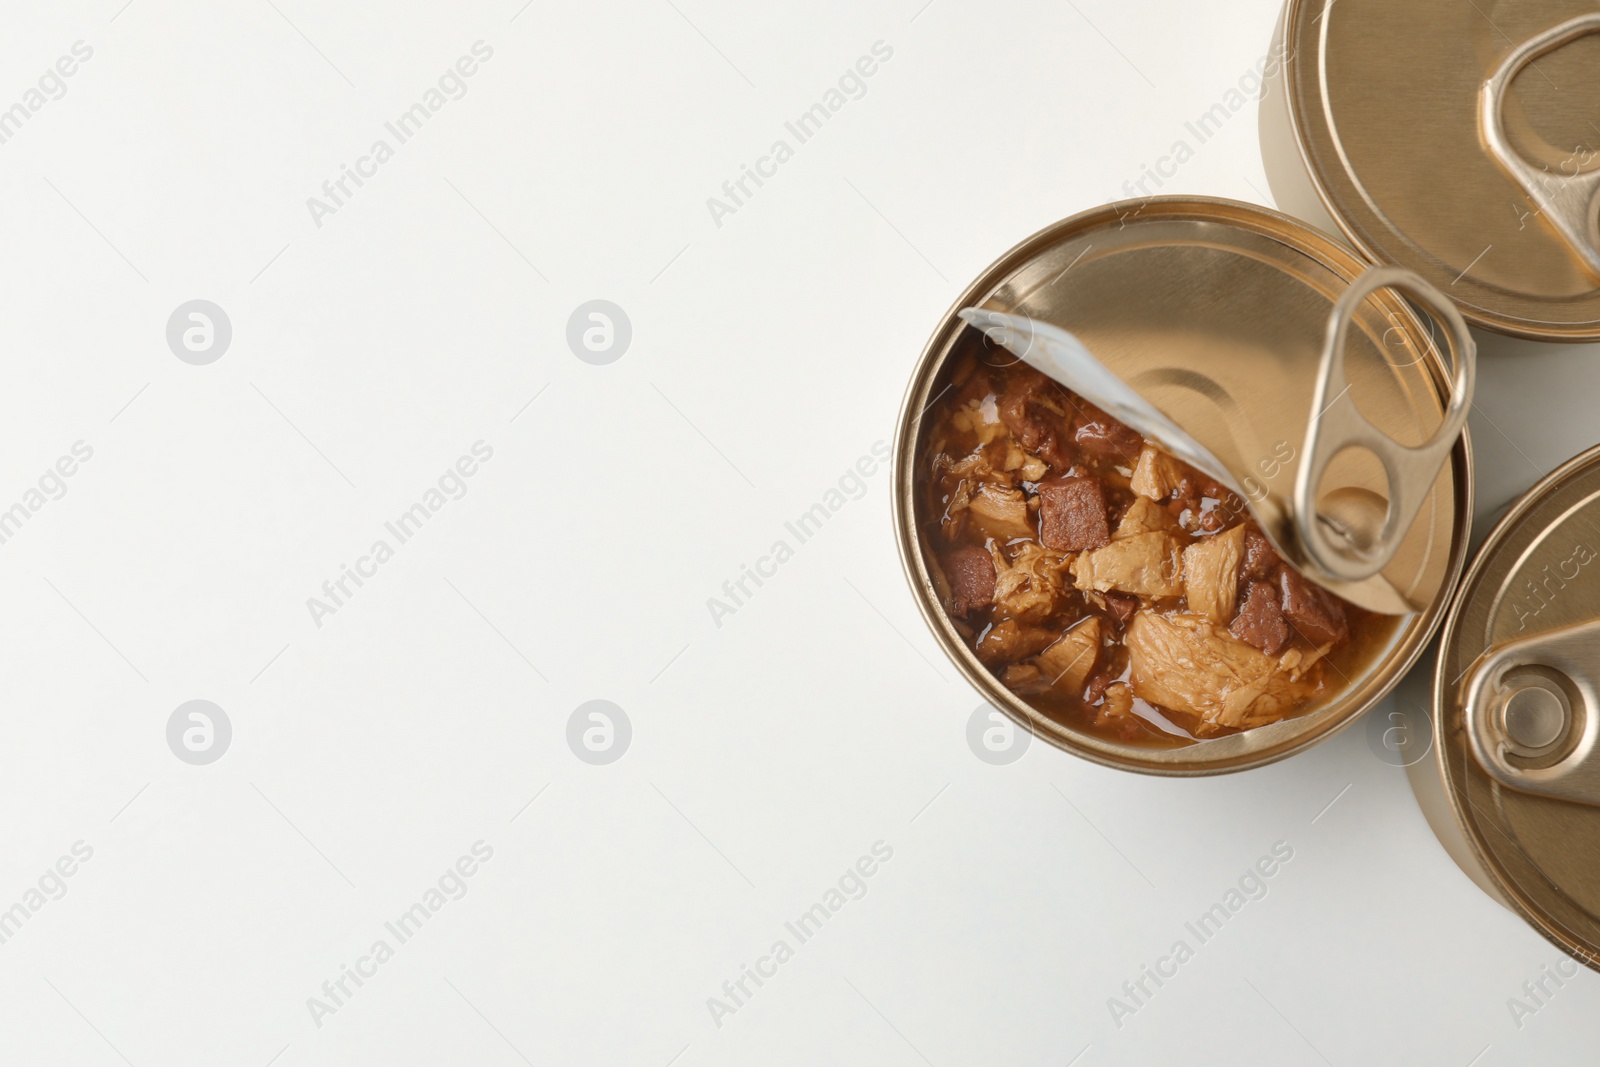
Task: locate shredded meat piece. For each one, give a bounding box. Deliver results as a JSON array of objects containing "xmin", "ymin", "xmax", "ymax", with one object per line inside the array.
[
  {"xmin": 1002, "ymin": 663, "xmax": 1048, "ymax": 693},
  {"xmin": 1035, "ymin": 617, "xmax": 1101, "ymax": 694},
  {"xmin": 967, "ymin": 483, "xmax": 1034, "ymax": 541},
  {"xmin": 977, "ymin": 619, "xmax": 1057, "ymax": 666},
  {"xmin": 1073, "ymin": 531, "xmax": 1184, "ymax": 598},
  {"xmin": 997, "ymin": 368, "xmax": 1073, "ymax": 468},
  {"xmin": 1092, "ymin": 682, "xmax": 1142, "ymax": 740},
  {"xmin": 1182, "ymin": 525, "xmax": 1245, "ymax": 624},
  {"xmin": 1130, "ymin": 444, "xmax": 1187, "ymax": 501},
  {"xmin": 1038, "ymin": 475, "xmax": 1110, "ymax": 553},
  {"xmin": 943, "ymin": 545, "xmax": 996, "ymax": 618},
  {"xmin": 1115, "ymin": 496, "xmax": 1176, "ymax": 539},
  {"xmin": 1230, "ymin": 580, "xmax": 1289, "ymax": 654},
  {"xmin": 997, "ymin": 441, "xmax": 1048, "ymax": 480},
  {"xmin": 1279, "ymin": 567, "xmax": 1349, "ymax": 646},
  {"xmin": 942, "ymin": 478, "xmax": 973, "ymax": 521},
  {"xmin": 949, "ymin": 395, "xmax": 1007, "ymax": 446},
  {"xmin": 1099, "ymin": 682, "xmax": 1135, "ymax": 721},
  {"xmin": 1084, "ymin": 670, "xmax": 1112, "ymax": 703},
  {"xmin": 945, "ymin": 449, "xmax": 998, "ymax": 483},
  {"xmin": 1279, "ymin": 641, "xmax": 1335, "ymax": 682},
  {"xmin": 1101, "ymin": 591, "xmax": 1139, "ymax": 624},
  {"xmin": 1241, "ymin": 526, "xmax": 1282, "ymax": 582},
  {"xmin": 1074, "ymin": 401, "xmax": 1144, "ymax": 459},
  {"xmin": 991, "ymin": 542, "xmax": 1071, "ymax": 623},
  {"xmin": 1125, "ymin": 612, "xmax": 1315, "ymax": 730}
]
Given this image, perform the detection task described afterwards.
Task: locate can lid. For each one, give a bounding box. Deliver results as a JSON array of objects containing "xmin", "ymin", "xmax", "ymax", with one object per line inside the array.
[
  {"xmin": 1285, "ymin": 0, "xmax": 1600, "ymax": 341},
  {"xmin": 1436, "ymin": 444, "xmax": 1600, "ymax": 963}
]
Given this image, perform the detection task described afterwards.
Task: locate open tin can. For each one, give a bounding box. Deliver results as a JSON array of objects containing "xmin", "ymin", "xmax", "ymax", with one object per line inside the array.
[
  {"xmin": 893, "ymin": 197, "xmax": 1475, "ymax": 774},
  {"xmin": 1266, "ymin": 0, "xmax": 1600, "ymax": 341},
  {"xmin": 1416, "ymin": 444, "xmax": 1600, "ymax": 971}
]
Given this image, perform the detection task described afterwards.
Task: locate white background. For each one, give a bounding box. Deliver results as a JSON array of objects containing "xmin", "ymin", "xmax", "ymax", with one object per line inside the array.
[{"xmin": 1, "ymin": 0, "xmax": 1598, "ymax": 1064}]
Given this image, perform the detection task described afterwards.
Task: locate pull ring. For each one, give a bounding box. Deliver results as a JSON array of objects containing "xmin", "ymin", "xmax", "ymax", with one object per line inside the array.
[
  {"xmin": 1462, "ymin": 618, "xmax": 1600, "ymax": 808},
  {"xmin": 1480, "ymin": 13, "xmax": 1600, "ymax": 280},
  {"xmin": 1294, "ymin": 266, "xmax": 1475, "ymax": 584}
]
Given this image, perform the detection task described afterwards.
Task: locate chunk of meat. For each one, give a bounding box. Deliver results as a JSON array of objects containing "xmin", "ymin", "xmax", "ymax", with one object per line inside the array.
[
  {"xmin": 1115, "ymin": 496, "xmax": 1176, "ymax": 539},
  {"xmin": 999, "ymin": 440, "xmax": 1048, "ymax": 481},
  {"xmin": 1035, "ymin": 617, "xmax": 1101, "ymax": 694},
  {"xmin": 1241, "ymin": 525, "xmax": 1282, "ymax": 582},
  {"xmin": 1279, "ymin": 568, "xmax": 1349, "ymax": 646},
  {"xmin": 1166, "ymin": 475, "xmax": 1241, "ymax": 536},
  {"xmin": 1230, "ymin": 580, "xmax": 1289, "ymax": 654},
  {"xmin": 997, "ymin": 368, "xmax": 1073, "ymax": 468},
  {"xmin": 1073, "ymin": 401, "xmax": 1143, "ymax": 460},
  {"xmin": 949, "ymin": 395, "xmax": 1006, "ymax": 446},
  {"xmin": 943, "ymin": 545, "xmax": 996, "ymax": 618},
  {"xmin": 1102, "ymin": 591, "xmax": 1140, "ymax": 624},
  {"xmin": 1195, "ymin": 489, "xmax": 1248, "ymax": 533},
  {"xmin": 1084, "ymin": 667, "xmax": 1113, "ymax": 703},
  {"xmin": 1001, "ymin": 663, "xmax": 1048, "ymax": 693},
  {"xmin": 967, "ymin": 483, "xmax": 1035, "ymax": 541},
  {"xmin": 977, "ymin": 619, "xmax": 1057, "ymax": 666},
  {"xmin": 943, "ymin": 449, "xmax": 1001, "ymax": 484},
  {"xmin": 1093, "ymin": 682, "xmax": 1142, "ymax": 740},
  {"xmin": 991, "ymin": 542, "xmax": 1071, "ymax": 623},
  {"xmin": 1073, "ymin": 531, "xmax": 1184, "ymax": 598},
  {"xmin": 1182, "ymin": 525, "xmax": 1246, "ymax": 625},
  {"xmin": 1125, "ymin": 612, "xmax": 1315, "ymax": 729},
  {"xmin": 1278, "ymin": 641, "xmax": 1334, "ymax": 682},
  {"xmin": 1099, "ymin": 682, "xmax": 1135, "ymax": 722},
  {"xmin": 1130, "ymin": 444, "xmax": 1188, "ymax": 501},
  {"xmin": 1038, "ymin": 475, "xmax": 1110, "ymax": 553}
]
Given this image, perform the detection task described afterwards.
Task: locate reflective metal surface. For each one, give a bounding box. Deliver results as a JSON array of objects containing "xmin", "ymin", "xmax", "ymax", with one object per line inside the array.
[
  {"xmin": 1481, "ymin": 13, "xmax": 1600, "ymax": 280},
  {"xmin": 1434, "ymin": 443, "xmax": 1600, "ymax": 969},
  {"xmin": 894, "ymin": 197, "xmax": 1474, "ymax": 775},
  {"xmin": 1285, "ymin": 0, "xmax": 1600, "ymax": 340},
  {"xmin": 958, "ymin": 267, "xmax": 1477, "ymax": 614},
  {"xmin": 1295, "ymin": 266, "xmax": 1476, "ymax": 590},
  {"xmin": 1463, "ymin": 617, "xmax": 1600, "ymax": 807}
]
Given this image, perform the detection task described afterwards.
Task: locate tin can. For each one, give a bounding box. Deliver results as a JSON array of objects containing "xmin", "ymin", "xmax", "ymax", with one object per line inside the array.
[
  {"xmin": 1418, "ymin": 443, "xmax": 1600, "ymax": 972},
  {"xmin": 1268, "ymin": 0, "xmax": 1600, "ymax": 341},
  {"xmin": 893, "ymin": 197, "xmax": 1474, "ymax": 775}
]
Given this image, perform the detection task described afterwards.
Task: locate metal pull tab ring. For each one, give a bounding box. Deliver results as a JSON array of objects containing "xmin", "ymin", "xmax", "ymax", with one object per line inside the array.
[
  {"xmin": 1294, "ymin": 266, "xmax": 1475, "ymax": 584},
  {"xmin": 1462, "ymin": 618, "xmax": 1600, "ymax": 808},
  {"xmin": 1480, "ymin": 13, "xmax": 1600, "ymax": 280}
]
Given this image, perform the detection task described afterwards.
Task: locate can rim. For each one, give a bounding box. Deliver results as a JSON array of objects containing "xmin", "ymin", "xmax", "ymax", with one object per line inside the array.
[
  {"xmin": 1430, "ymin": 441, "xmax": 1600, "ymax": 967},
  {"xmin": 1280, "ymin": 0, "xmax": 1600, "ymax": 343},
  {"xmin": 893, "ymin": 194, "xmax": 1474, "ymax": 776}
]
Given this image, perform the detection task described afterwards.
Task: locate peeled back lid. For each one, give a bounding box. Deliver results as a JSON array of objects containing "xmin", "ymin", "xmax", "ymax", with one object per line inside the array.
[
  {"xmin": 1438, "ymin": 443, "xmax": 1600, "ymax": 963},
  {"xmin": 966, "ymin": 197, "xmax": 1467, "ymax": 617},
  {"xmin": 1286, "ymin": 0, "xmax": 1600, "ymax": 340}
]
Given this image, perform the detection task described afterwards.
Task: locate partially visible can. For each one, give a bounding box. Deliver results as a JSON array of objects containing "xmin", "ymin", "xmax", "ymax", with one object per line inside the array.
[
  {"xmin": 1268, "ymin": 0, "xmax": 1600, "ymax": 341},
  {"xmin": 893, "ymin": 197, "xmax": 1474, "ymax": 775},
  {"xmin": 1420, "ymin": 443, "xmax": 1600, "ymax": 972}
]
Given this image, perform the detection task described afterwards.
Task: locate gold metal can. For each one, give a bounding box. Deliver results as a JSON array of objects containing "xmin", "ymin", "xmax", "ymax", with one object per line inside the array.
[
  {"xmin": 1273, "ymin": 0, "xmax": 1600, "ymax": 341},
  {"xmin": 893, "ymin": 197, "xmax": 1474, "ymax": 775},
  {"xmin": 1421, "ymin": 443, "xmax": 1600, "ymax": 972}
]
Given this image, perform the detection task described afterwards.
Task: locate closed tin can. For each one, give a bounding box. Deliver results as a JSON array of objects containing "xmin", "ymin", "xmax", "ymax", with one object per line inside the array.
[
  {"xmin": 1420, "ymin": 444, "xmax": 1600, "ymax": 972},
  {"xmin": 893, "ymin": 197, "xmax": 1474, "ymax": 775},
  {"xmin": 1270, "ymin": 0, "xmax": 1600, "ymax": 341}
]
